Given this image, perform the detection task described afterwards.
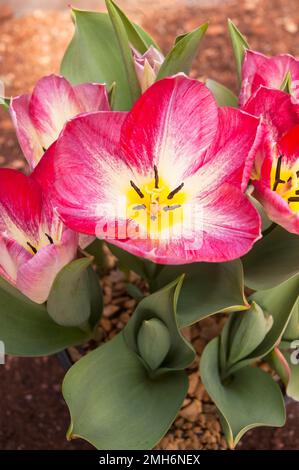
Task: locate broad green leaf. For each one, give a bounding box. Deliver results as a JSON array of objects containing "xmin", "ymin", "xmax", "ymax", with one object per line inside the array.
[
  {"xmin": 63, "ymin": 278, "xmax": 194, "ymax": 449},
  {"xmin": 155, "ymin": 260, "xmax": 248, "ymax": 327},
  {"xmin": 47, "ymin": 258, "xmax": 102, "ymax": 328},
  {"xmin": 105, "ymin": 0, "xmax": 141, "ymax": 104},
  {"xmin": 61, "ymin": 9, "xmax": 132, "ymax": 110},
  {"xmin": 0, "ymin": 276, "xmax": 90, "ymax": 356},
  {"xmin": 124, "ymin": 277, "xmax": 195, "ymax": 371},
  {"xmin": 86, "ymin": 266, "xmax": 104, "ymax": 329},
  {"xmin": 137, "ymin": 318, "xmax": 171, "ymax": 370},
  {"xmin": 105, "ymin": 0, "xmax": 158, "ymax": 53},
  {"xmin": 242, "ymin": 226, "xmax": 299, "ymax": 290},
  {"xmin": 267, "ymin": 348, "xmax": 291, "ymax": 387},
  {"xmin": 283, "ymin": 298, "xmax": 299, "ymax": 341},
  {"xmin": 226, "ymin": 302, "xmax": 273, "ymax": 367},
  {"xmin": 63, "ymin": 333, "xmax": 188, "ymax": 450},
  {"xmin": 249, "ymin": 275, "xmax": 299, "ymax": 358},
  {"xmin": 156, "ymin": 23, "xmax": 208, "ymax": 79},
  {"xmin": 227, "ymin": 276, "xmax": 299, "ymax": 374},
  {"xmin": 84, "ymin": 238, "xmax": 106, "ymax": 272},
  {"xmin": 200, "ymin": 337, "xmax": 286, "ymax": 448},
  {"xmin": 206, "ymin": 79, "xmax": 238, "ymax": 107},
  {"xmin": 247, "ymin": 192, "xmax": 272, "ymax": 232},
  {"xmin": 227, "ymin": 19, "xmax": 249, "ymax": 83},
  {"xmin": 285, "ymin": 347, "xmax": 299, "ymax": 401}
]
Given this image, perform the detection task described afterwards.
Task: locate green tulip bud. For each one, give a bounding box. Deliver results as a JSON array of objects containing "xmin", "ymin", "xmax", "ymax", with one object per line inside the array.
[{"xmin": 137, "ymin": 318, "xmax": 171, "ymax": 370}]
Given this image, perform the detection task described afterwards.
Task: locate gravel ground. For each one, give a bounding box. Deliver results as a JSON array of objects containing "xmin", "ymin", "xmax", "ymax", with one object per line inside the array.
[{"xmin": 0, "ymin": 0, "xmax": 299, "ymax": 450}]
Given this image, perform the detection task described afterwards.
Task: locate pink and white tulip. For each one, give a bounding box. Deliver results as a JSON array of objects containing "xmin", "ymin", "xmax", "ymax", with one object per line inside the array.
[
  {"xmin": 244, "ymin": 86, "xmax": 299, "ymax": 234},
  {"xmin": 240, "ymin": 50, "xmax": 299, "ymax": 106},
  {"xmin": 10, "ymin": 74, "xmax": 110, "ymax": 170},
  {"xmin": 132, "ymin": 46, "xmax": 164, "ymax": 92},
  {"xmin": 38, "ymin": 75, "xmax": 262, "ymax": 264},
  {"xmin": 0, "ymin": 169, "xmax": 78, "ymax": 303}
]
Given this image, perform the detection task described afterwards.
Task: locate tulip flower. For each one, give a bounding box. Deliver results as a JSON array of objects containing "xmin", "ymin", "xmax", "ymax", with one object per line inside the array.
[
  {"xmin": 244, "ymin": 86, "xmax": 299, "ymax": 234},
  {"xmin": 39, "ymin": 75, "xmax": 262, "ymax": 264},
  {"xmin": 0, "ymin": 169, "xmax": 78, "ymax": 303},
  {"xmin": 240, "ymin": 50, "xmax": 299, "ymax": 106},
  {"xmin": 132, "ymin": 46, "xmax": 164, "ymax": 92},
  {"xmin": 10, "ymin": 74, "xmax": 110, "ymax": 170}
]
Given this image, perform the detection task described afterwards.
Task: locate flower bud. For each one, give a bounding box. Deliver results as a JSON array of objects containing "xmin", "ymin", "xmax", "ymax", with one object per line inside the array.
[
  {"xmin": 137, "ymin": 317, "xmax": 171, "ymax": 370},
  {"xmin": 132, "ymin": 46, "xmax": 164, "ymax": 92}
]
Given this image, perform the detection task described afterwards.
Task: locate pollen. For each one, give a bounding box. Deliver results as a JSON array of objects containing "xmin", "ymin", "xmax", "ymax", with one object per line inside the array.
[
  {"xmin": 127, "ymin": 169, "xmax": 186, "ymax": 237},
  {"xmin": 271, "ymin": 155, "xmax": 299, "ymax": 212}
]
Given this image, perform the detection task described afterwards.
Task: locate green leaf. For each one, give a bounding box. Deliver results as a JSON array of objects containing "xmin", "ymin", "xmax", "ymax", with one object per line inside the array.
[
  {"xmin": 200, "ymin": 337, "xmax": 286, "ymax": 448},
  {"xmin": 249, "ymin": 275, "xmax": 299, "ymax": 359},
  {"xmin": 206, "ymin": 79, "xmax": 238, "ymax": 107},
  {"xmin": 63, "ymin": 334, "xmax": 188, "ymax": 450},
  {"xmin": 155, "ymin": 260, "xmax": 248, "ymax": 327},
  {"xmin": 280, "ymin": 71, "xmax": 292, "ymax": 94},
  {"xmin": 156, "ymin": 23, "xmax": 208, "ymax": 79},
  {"xmin": 124, "ymin": 277, "xmax": 195, "ymax": 371},
  {"xmin": 283, "ymin": 298, "xmax": 299, "ymax": 341},
  {"xmin": 63, "ymin": 278, "xmax": 194, "ymax": 450},
  {"xmin": 47, "ymin": 258, "xmax": 102, "ymax": 328},
  {"xmin": 105, "ymin": 0, "xmax": 141, "ymax": 104},
  {"xmin": 137, "ymin": 318, "xmax": 171, "ymax": 370},
  {"xmin": 0, "ymin": 276, "xmax": 90, "ymax": 356},
  {"xmin": 0, "ymin": 96, "xmax": 10, "ymax": 110},
  {"xmin": 61, "ymin": 9, "xmax": 132, "ymax": 110},
  {"xmin": 242, "ymin": 226, "xmax": 299, "ymax": 290},
  {"xmin": 226, "ymin": 302, "xmax": 273, "ymax": 367},
  {"xmin": 285, "ymin": 346, "xmax": 299, "ymax": 401},
  {"xmin": 105, "ymin": 0, "xmax": 158, "ymax": 53},
  {"xmin": 227, "ymin": 19, "xmax": 249, "ymax": 83}
]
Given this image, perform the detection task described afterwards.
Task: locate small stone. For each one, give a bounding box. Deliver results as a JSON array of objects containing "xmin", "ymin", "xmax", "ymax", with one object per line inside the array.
[
  {"xmin": 103, "ymin": 304, "xmax": 120, "ymax": 318},
  {"xmin": 180, "ymin": 399, "xmax": 202, "ymax": 422},
  {"xmin": 188, "ymin": 372, "xmax": 199, "ymax": 396}
]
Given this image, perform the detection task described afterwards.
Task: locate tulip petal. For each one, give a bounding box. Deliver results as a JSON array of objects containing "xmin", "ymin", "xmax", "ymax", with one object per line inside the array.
[
  {"xmin": 73, "ymin": 83, "xmax": 110, "ymax": 112},
  {"xmin": 186, "ymin": 107, "xmax": 261, "ymax": 195},
  {"xmin": 29, "ymin": 75, "xmax": 82, "ymax": 150},
  {"xmin": 240, "ymin": 50, "xmax": 299, "ymax": 106},
  {"xmin": 0, "ymin": 169, "xmax": 43, "ymax": 244},
  {"xmin": 48, "ymin": 111, "xmax": 129, "ymax": 234},
  {"xmin": 109, "ymin": 184, "xmax": 261, "ymax": 264},
  {"xmin": 16, "ymin": 229, "xmax": 78, "ymax": 304},
  {"xmin": 253, "ymin": 183, "xmax": 299, "ymax": 235},
  {"xmin": 10, "ymin": 94, "xmax": 44, "ymax": 169},
  {"xmin": 244, "ymin": 86, "xmax": 299, "ymax": 140},
  {"xmin": 120, "ymin": 74, "xmax": 219, "ymax": 183},
  {"xmin": 0, "ymin": 235, "xmax": 31, "ymax": 284}
]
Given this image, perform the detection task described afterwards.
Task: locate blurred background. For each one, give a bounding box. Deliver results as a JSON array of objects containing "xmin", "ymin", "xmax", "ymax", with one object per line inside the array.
[{"xmin": 0, "ymin": 0, "xmax": 298, "ymax": 450}]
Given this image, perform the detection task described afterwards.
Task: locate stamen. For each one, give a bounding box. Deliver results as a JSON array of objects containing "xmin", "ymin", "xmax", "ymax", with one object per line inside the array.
[
  {"xmin": 272, "ymin": 155, "xmax": 284, "ymax": 191},
  {"xmin": 296, "ymin": 190, "xmax": 299, "ymax": 195},
  {"xmin": 130, "ymin": 180, "xmax": 144, "ymax": 199},
  {"xmin": 133, "ymin": 204, "xmax": 146, "ymax": 210},
  {"xmin": 297, "ymin": 170, "xmax": 299, "ymax": 178},
  {"xmin": 27, "ymin": 242, "xmax": 37, "ymax": 254},
  {"xmin": 163, "ymin": 204, "xmax": 182, "ymax": 211},
  {"xmin": 167, "ymin": 182, "xmax": 184, "ymax": 200},
  {"xmin": 154, "ymin": 165, "xmax": 159, "ymax": 189},
  {"xmin": 45, "ymin": 233, "xmax": 54, "ymax": 244},
  {"xmin": 288, "ymin": 197, "xmax": 299, "ymax": 202},
  {"xmin": 273, "ymin": 179, "xmax": 285, "ymax": 192}
]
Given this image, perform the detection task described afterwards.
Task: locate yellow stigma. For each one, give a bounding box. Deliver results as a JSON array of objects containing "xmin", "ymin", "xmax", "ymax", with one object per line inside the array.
[
  {"xmin": 271, "ymin": 155, "xmax": 299, "ymax": 212},
  {"xmin": 126, "ymin": 173, "xmax": 186, "ymax": 238}
]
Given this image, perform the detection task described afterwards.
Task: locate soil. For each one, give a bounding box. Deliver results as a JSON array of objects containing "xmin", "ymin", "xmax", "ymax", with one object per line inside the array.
[{"xmin": 0, "ymin": 0, "xmax": 299, "ymax": 451}]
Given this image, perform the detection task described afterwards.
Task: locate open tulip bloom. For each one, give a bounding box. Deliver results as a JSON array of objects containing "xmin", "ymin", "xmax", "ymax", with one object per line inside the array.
[
  {"xmin": 0, "ymin": 169, "xmax": 78, "ymax": 303},
  {"xmin": 244, "ymin": 86, "xmax": 299, "ymax": 234},
  {"xmin": 10, "ymin": 74, "xmax": 110, "ymax": 170},
  {"xmin": 1, "ymin": 4, "xmax": 299, "ymax": 452},
  {"xmin": 37, "ymin": 75, "xmax": 262, "ymax": 264}
]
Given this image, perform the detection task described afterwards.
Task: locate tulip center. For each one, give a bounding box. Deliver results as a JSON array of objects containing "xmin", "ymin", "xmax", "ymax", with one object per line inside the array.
[
  {"xmin": 271, "ymin": 155, "xmax": 299, "ymax": 212},
  {"xmin": 127, "ymin": 166, "xmax": 186, "ymax": 236},
  {"xmin": 25, "ymin": 232, "xmax": 54, "ymax": 255}
]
